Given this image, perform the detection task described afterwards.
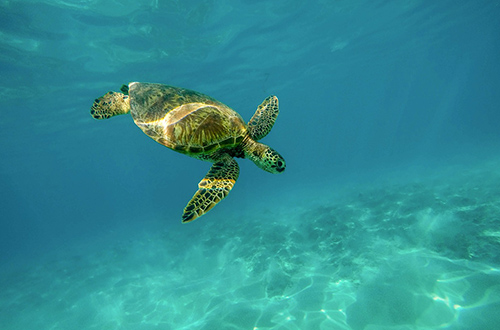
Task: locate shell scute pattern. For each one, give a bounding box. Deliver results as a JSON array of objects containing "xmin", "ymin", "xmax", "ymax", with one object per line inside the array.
[{"xmin": 129, "ymin": 83, "xmax": 246, "ymax": 158}]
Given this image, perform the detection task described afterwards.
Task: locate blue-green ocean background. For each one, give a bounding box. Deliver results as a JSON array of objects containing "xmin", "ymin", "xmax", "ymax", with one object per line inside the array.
[{"xmin": 1, "ymin": 1, "xmax": 500, "ymax": 329}]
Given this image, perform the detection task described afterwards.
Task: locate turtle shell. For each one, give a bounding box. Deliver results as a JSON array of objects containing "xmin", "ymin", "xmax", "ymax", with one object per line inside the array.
[{"xmin": 128, "ymin": 82, "xmax": 247, "ymax": 156}]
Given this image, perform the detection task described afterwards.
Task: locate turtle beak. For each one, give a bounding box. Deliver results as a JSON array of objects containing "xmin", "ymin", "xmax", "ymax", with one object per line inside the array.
[{"xmin": 274, "ymin": 159, "xmax": 286, "ymax": 173}]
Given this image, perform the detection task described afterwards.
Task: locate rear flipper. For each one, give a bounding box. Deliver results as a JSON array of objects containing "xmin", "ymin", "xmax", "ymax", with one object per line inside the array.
[{"xmin": 90, "ymin": 91, "xmax": 130, "ymax": 120}]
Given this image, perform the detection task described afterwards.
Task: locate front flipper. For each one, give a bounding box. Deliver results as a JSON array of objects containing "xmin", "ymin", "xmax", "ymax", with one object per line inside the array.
[
  {"xmin": 247, "ymin": 95, "xmax": 279, "ymax": 141},
  {"xmin": 182, "ymin": 154, "xmax": 240, "ymax": 223}
]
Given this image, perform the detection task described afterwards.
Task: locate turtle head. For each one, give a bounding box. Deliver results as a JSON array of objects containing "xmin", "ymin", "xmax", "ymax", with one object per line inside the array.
[
  {"xmin": 245, "ymin": 140, "xmax": 286, "ymax": 174},
  {"xmin": 90, "ymin": 91, "xmax": 130, "ymax": 120}
]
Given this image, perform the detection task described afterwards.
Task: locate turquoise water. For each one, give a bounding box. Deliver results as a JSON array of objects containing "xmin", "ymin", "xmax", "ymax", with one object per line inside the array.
[{"xmin": 1, "ymin": 1, "xmax": 500, "ymax": 329}]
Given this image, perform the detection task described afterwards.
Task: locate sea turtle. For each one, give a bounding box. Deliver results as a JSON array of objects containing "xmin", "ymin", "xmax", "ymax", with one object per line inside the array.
[{"xmin": 90, "ymin": 82, "xmax": 286, "ymax": 223}]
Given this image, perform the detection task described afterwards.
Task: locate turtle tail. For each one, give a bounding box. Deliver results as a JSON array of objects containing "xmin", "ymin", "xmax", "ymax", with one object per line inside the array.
[{"xmin": 90, "ymin": 91, "xmax": 130, "ymax": 120}]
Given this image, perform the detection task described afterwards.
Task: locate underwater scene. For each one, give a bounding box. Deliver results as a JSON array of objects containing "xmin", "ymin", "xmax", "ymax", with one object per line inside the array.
[{"xmin": 1, "ymin": 0, "xmax": 500, "ymax": 329}]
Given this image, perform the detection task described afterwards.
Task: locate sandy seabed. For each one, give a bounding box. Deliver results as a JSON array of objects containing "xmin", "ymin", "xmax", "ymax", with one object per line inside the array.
[{"xmin": 2, "ymin": 161, "xmax": 500, "ymax": 330}]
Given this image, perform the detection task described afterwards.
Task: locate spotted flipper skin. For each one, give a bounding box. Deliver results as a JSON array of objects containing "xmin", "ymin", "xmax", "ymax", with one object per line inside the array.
[
  {"xmin": 247, "ymin": 95, "xmax": 279, "ymax": 141},
  {"xmin": 182, "ymin": 154, "xmax": 240, "ymax": 223},
  {"xmin": 90, "ymin": 91, "xmax": 130, "ymax": 119}
]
